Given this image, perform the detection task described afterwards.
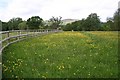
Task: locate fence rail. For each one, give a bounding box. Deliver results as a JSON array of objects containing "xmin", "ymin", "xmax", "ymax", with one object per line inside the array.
[
  {"xmin": 0, "ymin": 29, "xmax": 62, "ymax": 79},
  {"xmin": 0, "ymin": 29, "xmax": 61, "ymax": 54}
]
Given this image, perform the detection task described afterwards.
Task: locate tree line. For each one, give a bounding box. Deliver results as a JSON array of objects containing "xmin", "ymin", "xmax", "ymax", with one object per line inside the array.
[
  {"xmin": 1, "ymin": 16, "xmax": 62, "ymax": 31},
  {"xmin": 0, "ymin": 8, "xmax": 120, "ymax": 31},
  {"xmin": 63, "ymin": 8, "xmax": 120, "ymax": 31}
]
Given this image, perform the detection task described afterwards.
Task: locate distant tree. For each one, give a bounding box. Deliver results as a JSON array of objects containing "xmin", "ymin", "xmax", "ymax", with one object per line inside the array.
[
  {"xmin": 63, "ymin": 20, "xmax": 81, "ymax": 31},
  {"xmin": 104, "ymin": 9, "xmax": 120, "ymax": 31},
  {"xmin": 42, "ymin": 20, "xmax": 52, "ymax": 29},
  {"xmin": 63, "ymin": 23, "xmax": 73, "ymax": 31},
  {"xmin": 106, "ymin": 17, "xmax": 114, "ymax": 30},
  {"xmin": 85, "ymin": 13, "xmax": 101, "ymax": 31},
  {"xmin": 71, "ymin": 20, "xmax": 81, "ymax": 31},
  {"xmin": 8, "ymin": 17, "xmax": 23, "ymax": 30},
  {"xmin": 49, "ymin": 16, "xmax": 62, "ymax": 29},
  {"xmin": 18, "ymin": 21, "xmax": 28, "ymax": 30},
  {"xmin": 26, "ymin": 16, "xmax": 43, "ymax": 29},
  {"xmin": 2, "ymin": 22, "xmax": 9, "ymax": 31},
  {"xmin": 77, "ymin": 19, "xmax": 86, "ymax": 31},
  {"xmin": 113, "ymin": 8, "xmax": 120, "ymax": 31},
  {"xmin": 0, "ymin": 20, "xmax": 2, "ymax": 31},
  {"xmin": 42, "ymin": 25, "xmax": 49, "ymax": 29},
  {"xmin": 99, "ymin": 22, "xmax": 111, "ymax": 31},
  {"xmin": 63, "ymin": 13, "xmax": 101, "ymax": 31}
]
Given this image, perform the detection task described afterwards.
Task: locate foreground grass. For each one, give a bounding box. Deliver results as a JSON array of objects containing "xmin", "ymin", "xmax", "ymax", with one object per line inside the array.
[{"xmin": 2, "ymin": 31, "xmax": 118, "ymax": 78}]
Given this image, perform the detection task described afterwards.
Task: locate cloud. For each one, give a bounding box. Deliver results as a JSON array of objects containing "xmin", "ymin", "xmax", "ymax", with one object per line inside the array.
[{"xmin": 0, "ymin": 0, "xmax": 119, "ymax": 22}]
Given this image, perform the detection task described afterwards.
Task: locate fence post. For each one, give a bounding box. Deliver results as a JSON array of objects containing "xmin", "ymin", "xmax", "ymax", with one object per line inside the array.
[
  {"xmin": 33, "ymin": 30, "xmax": 35, "ymax": 36},
  {"xmin": 26, "ymin": 29, "xmax": 28, "ymax": 37},
  {"xmin": 7, "ymin": 32, "xmax": 10, "ymax": 44},
  {"xmin": 18, "ymin": 30, "xmax": 20, "ymax": 40},
  {"xmin": 0, "ymin": 32, "xmax": 2, "ymax": 52},
  {"xmin": 35, "ymin": 30, "xmax": 37, "ymax": 36},
  {"xmin": 0, "ymin": 42, "xmax": 1, "ymax": 49}
]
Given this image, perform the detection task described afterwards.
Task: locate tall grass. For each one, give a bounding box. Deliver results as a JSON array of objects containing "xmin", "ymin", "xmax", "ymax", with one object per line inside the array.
[{"xmin": 2, "ymin": 31, "xmax": 118, "ymax": 78}]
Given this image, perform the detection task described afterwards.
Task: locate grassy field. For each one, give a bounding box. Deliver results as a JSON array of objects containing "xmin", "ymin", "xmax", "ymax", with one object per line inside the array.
[{"xmin": 2, "ymin": 31, "xmax": 118, "ymax": 78}]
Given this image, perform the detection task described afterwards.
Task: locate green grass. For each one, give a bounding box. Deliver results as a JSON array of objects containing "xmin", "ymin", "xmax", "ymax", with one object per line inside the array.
[{"xmin": 2, "ymin": 31, "xmax": 118, "ymax": 78}]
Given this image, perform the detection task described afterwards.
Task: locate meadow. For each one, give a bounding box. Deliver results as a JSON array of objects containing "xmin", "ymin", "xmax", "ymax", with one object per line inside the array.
[{"xmin": 2, "ymin": 31, "xmax": 119, "ymax": 78}]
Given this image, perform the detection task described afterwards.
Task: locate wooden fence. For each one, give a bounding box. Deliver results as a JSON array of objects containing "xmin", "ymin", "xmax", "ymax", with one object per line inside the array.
[
  {"xmin": 0, "ymin": 29, "xmax": 61, "ymax": 54},
  {"xmin": 0, "ymin": 29, "xmax": 62, "ymax": 79}
]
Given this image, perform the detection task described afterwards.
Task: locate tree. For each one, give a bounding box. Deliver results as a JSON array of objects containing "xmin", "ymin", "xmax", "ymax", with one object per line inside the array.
[
  {"xmin": 99, "ymin": 22, "xmax": 111, "ymax": 31},
  {"xmin": 27, "ymin": 16, "xmax": 43, "ymax": 29},
  {"xmin": 41, "ymin": 20, "xmax": 51, "ymax": 29},
  {"xmin": 2, "ymin": 22, "xmax": 9, "ymax": 31},
  {"xmin": 113, "ymin": 8, "xmax": 120, "ymax": 31},
  {"xmin": 8, "ymin": 17, "xmax": 23, "ymax": 30},
  {"xmin": 63, "ymin": 23, "xmax": 73, "ymax": 31},
  {"xmin": 106, "ymin": 17, "xmax": 114, "ymax": 30},
  {"xmin": 0, "ymin": 20, "xmax": 2, "ymax": 31},
  {"xmin": 77, "ymin": 19, "xmax": 86, "ymax": 31},
  {"xmin": 85, "ymin": 13, "xmax": 101, "ymax": 31},
  {"xmin": 71, "ymin": 21, "xmax": 81, "ymax": 31},
  {"xmin": 63, "ymin": 13, "xmax": 101, "ymax": 31},
  {"xmin": 18, "ymin": 21, "xmax": 28, "ymax": 30},
  {"xmin": 49, "ymin": 16, "xmax": 62, "ymax": 29}
]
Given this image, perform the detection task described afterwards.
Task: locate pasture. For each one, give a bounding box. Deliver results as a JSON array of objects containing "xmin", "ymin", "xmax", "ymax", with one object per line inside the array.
[{"xmin": 2, "ymin": 31, "xmax": 118, "ymax": 78}]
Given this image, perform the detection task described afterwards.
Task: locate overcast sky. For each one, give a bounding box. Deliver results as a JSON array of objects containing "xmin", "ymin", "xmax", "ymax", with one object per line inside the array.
[{"xmin": 0, "ymin": 0, "xmax": 119, "ymax": 22}]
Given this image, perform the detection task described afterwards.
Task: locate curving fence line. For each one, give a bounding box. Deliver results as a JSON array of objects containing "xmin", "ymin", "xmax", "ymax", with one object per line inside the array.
[
  {"xmin": 0, "ymin": 29, "xmax": 62, "ymax": 79},
  {"xmin": 0, "ymin": 29, "xmax": 62, "ymax": 54}
]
